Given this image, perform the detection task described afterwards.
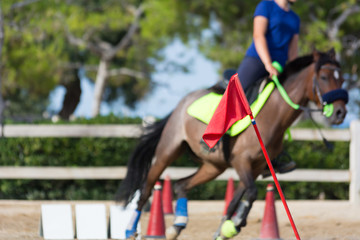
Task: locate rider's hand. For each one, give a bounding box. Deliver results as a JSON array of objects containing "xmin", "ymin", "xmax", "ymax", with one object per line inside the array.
[{"xmin": 265, "ymin": 63, "xmax": 278, "ymax": 78}]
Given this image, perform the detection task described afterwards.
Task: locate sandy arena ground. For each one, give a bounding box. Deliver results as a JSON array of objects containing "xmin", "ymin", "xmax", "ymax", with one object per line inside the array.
[{"xmin": 0, "ymin": 200, "xmax": 360, "ymax": 240}]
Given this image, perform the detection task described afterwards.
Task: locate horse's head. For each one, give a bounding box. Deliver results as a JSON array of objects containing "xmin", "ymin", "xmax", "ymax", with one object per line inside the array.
[{"xmin": 310, "ymin": 48, "xmax": 348, "ymax": 125}]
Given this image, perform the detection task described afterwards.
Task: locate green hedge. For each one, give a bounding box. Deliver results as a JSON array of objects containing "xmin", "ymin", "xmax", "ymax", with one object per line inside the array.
[{"xmin": 0, "ymin": 116, "xmax": 350, "ymax": 201}]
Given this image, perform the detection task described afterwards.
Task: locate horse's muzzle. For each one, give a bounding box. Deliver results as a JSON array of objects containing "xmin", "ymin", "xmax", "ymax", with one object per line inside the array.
[{"xmin": 329, "ymin": 102, "xmax": 347, "ymax": 125}]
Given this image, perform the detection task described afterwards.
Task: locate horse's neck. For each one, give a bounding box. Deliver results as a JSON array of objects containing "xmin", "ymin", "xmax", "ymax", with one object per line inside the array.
[
  {"xmin": 272, "ymin": 64, "xmax": 314, "ymax": 130},
  {"xmin": 286, "ymin": 64, "xmax": 314, "ymax": 107}
]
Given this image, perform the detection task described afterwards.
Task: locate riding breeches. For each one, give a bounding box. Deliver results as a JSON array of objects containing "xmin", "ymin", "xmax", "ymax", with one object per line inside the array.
[{"xmin": 236, "ymin": 56, "xmax": 268, "ymax": 92}]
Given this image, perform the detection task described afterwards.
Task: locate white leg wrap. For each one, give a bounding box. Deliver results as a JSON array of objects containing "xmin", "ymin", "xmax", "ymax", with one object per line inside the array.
[{"xmin": 174, "ymin": 215, "xmax": 188, "ymax": 226}]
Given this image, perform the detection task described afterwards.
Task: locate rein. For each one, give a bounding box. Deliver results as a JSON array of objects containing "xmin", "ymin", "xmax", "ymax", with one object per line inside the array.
[{"xmin": 272, "ymin": 62, "xmax": 348, "ymax": 116}]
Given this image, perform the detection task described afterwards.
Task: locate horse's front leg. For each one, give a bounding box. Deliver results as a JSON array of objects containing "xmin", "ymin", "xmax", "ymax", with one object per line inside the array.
[
  {"xmin": 215, "ymin": 183, "xmax": 257, "ymax": 240},
  {"xmin": 231, "ymin": 182, "xmax": 257, "ymax": 231},
  {"xmin": 215, "ymin": 161, "xmax": 258, "ymax": 240},
  {"xmin": 213, "ymin": 183, "xmax": 246, "ymax": 240}
]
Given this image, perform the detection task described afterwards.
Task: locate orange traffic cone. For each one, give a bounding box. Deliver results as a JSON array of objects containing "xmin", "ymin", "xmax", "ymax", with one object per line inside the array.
[
  {"xmin": 259, "ymin": 183, "xmax": 281, "ymax": 240},
  {"xmin": 145, "ymin": 181, "xmax": 166, "ymax": 238},
  {"xmin": 223, "ymin": 177, "xmax": 234, "ymax": 216},
  {"xmin": 162, "ymin": 175, "xmax": 174, "ymax": 215}
]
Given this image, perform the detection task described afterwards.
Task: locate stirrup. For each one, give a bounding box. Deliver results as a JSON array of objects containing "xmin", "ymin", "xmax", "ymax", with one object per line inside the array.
[{"xmin": 262, "ymin": 151, "xmax": 296, "ymax": 178}]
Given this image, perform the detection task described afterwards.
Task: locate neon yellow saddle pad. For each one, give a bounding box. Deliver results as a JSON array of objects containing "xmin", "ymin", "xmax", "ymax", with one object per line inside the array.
[{"xmin": 187, "ymin": 82, "xmax": 275, "ymax": 136}]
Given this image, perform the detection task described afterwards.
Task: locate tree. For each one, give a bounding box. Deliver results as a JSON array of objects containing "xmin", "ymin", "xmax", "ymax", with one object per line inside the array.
[
  {"xmin": 1, "ymin": 0, "xmax": 189, "ymax": 120},
  {"xmin": 1, "ymin": 1, "xmax": 65, "ymax": 121},
  {"xmin": 65, "ymin": 3, "xmax": 145, "ymax": 117},
  {"xmin": 1, "ymin": 0, "xmax": 359, "ymax": 121},
  {"xmin": 61, "ymin": 0, "xmax": 189, "ymax": 117}
]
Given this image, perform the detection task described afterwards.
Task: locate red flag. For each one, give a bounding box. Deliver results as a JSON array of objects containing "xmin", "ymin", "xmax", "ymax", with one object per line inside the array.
[{"xmin": 202, "ymin": 74, "xmax": 252, "ymax": 148}]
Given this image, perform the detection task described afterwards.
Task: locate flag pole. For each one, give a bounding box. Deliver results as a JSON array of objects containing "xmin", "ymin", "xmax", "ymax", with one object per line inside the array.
[
  {"xmin": 202, "ymin": 73, "xmax": 301, "ymax": 239},
  {"xmin": 249, "ymin": 114, "xmax": 301, "ymax": 240}
]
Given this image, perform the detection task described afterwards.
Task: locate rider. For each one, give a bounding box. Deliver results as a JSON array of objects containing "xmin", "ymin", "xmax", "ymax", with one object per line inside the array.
[{"xmin": 237, "ymin": 0, "xmax": 300, "ymax": 176}]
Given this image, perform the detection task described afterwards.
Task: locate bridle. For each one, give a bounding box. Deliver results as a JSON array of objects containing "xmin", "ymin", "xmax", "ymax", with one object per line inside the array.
[
  {"xmin": 311, "ymin": 64, "xmax": 349, "ymax": 117},
  {"xmin": 273, "ymin": 62, "xmax": 348, "ymax": 115},
  {"xmin": 301, "ymin": 63, "xmax": 349, "ymax": 149},
  {"xmin": 272, "ymin": 59, "xmax": 349, "ymax": 149}
]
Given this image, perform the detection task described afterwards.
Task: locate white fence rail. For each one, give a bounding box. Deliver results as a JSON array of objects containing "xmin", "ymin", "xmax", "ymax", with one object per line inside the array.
[
  {"xmin": 0, "ymin": 166, "xmax": 349, "ymax": 182},
  {"xmin": 0, "ymin": 121, "xmax": 359, "ymax": 204},
  {"xmin": 0, "ymin": 124, "xmax": 142, "ymax": 138},
  {"xmin": 0, "ymin": 124, "xmax": 350, "ymax": 139}
]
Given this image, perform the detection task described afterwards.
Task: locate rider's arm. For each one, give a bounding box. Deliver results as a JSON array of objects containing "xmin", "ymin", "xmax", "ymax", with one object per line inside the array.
[
  {"xmin": 253, "ymin": 16, "xmax": 278, "ymax": 77},
  {"xmin": 288, "ymin": 34, "xmax": 299, "ymax": 62}
]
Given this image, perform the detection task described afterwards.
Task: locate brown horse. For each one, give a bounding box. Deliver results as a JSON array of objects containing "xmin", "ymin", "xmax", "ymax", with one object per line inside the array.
[{"xmin": 117, "ymin": 49, "xmax": 348, "ymax": 239}]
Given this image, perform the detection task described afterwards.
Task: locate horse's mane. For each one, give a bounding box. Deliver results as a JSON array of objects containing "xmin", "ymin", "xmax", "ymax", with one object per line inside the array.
[
  {"xmin": 277, "ymin": 55, "xmax": 313, "ymax": 83},
  {"xmin": 278, "ymin": 51, "xmax": 341, "ymax": 83}
]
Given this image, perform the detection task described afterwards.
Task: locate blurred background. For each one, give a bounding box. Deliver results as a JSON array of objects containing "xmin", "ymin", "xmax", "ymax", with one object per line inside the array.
[{"xmin": 0, "ymin": 0, "xmax": 359, "ymax": 124}]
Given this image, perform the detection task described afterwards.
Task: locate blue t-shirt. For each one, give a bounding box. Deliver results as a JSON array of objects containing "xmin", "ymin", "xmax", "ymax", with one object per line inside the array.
[{"xmin": 246, "ymin": 0, "xmax": 300, "ymax": 67}]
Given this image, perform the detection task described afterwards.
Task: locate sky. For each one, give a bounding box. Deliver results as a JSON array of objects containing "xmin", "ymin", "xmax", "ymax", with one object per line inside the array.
[
  {"xmin": 48, "ymin": 40, "xmax": 220, "ymax": 119},
  {"xmin": 48, "ymin": 40, "xmax": 358, "ymax": 128}
]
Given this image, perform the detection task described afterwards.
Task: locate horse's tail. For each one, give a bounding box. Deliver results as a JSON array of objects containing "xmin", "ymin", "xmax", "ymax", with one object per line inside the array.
[{"xmin": 115, "ymin": 114, "xmax": 171, "ymax": 204}]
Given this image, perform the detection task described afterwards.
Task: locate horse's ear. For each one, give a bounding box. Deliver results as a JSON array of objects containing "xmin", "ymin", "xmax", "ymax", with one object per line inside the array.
[
  {"xmin": 327, "ymin": 48, "xmax": 336, "ymax": 60},
  {"xmin": 312, "ymin": 48, "xmax": 320, "ymax": 62}
]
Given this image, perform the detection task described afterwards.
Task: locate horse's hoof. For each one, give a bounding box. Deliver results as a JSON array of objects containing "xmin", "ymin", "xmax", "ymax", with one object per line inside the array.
[
  {"xmin": 221, "ymin": 220, "xmax": 239, "ymax": 239},
  {"xmin": 166, "ymin": 226, "xmax": 180, "ymax": 240}
]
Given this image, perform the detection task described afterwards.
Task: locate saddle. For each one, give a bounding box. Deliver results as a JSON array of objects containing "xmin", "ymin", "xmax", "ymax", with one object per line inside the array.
[
  {"xmin": 189, "ymin": 70, "xmax": 274, "ymax": 157},
  {"xmin": 187, "ymin": 72, "xmax": 274, "ymax": 137},
  {"xmin": 211, "ymin": 69, "xmax": 270, "ymax": 105}
]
